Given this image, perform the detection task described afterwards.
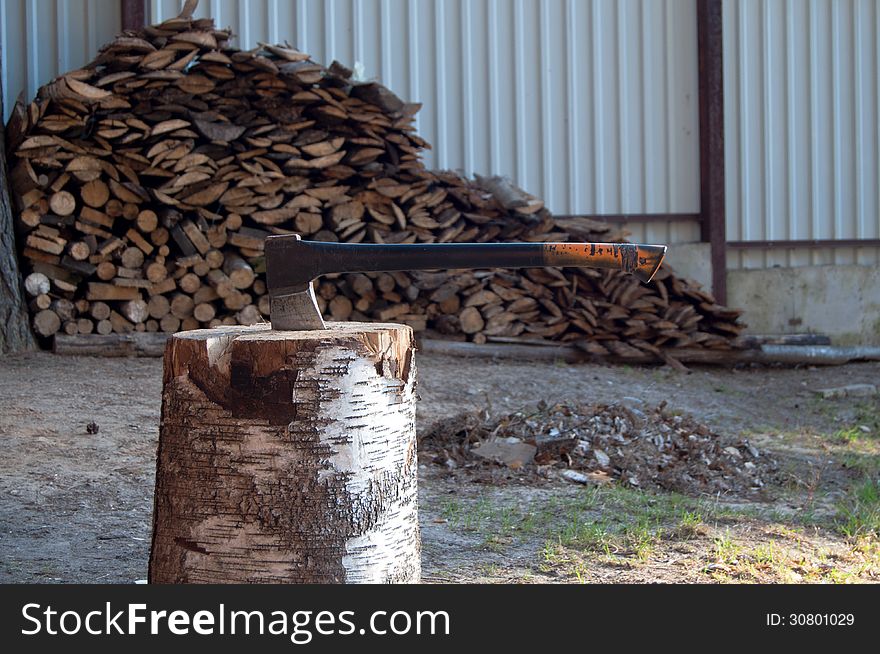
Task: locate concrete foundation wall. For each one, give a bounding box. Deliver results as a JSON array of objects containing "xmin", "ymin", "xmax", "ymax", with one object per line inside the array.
[
  {"xmin": 664, "ymin": 242, "xmax": 713, "ymax": 292},
  {"xmin": 727, "ymin": 264, "xmax": 880, "ymax": 345}
]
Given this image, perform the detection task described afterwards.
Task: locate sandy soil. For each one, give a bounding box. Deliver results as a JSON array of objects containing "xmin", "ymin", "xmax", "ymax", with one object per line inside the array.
[{"xmin": 0, "ymin": 350, "xmax": 877, "ymax": 583}]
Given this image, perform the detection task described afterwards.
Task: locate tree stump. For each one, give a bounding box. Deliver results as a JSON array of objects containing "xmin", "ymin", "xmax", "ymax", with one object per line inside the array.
[{"xmin": 149, "ymin": 322, "xmax": 420, "ymax": 583}]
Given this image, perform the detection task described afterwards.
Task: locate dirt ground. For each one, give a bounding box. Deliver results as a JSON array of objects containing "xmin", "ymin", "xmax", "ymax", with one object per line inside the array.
[{"xmin": 1, "ymin": 349, "xmax": 878, "ymax": 583}]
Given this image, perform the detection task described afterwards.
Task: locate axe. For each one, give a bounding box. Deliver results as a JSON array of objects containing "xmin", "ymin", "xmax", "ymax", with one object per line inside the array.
[{"xmin": 265, "ymin": 234, "xmax": 667, "ymax": 331}]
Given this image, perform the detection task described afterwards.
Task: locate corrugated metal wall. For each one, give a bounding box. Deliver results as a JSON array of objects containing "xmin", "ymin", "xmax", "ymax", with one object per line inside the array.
[
  {"xmin": 149, "ymin": 0, "xmax": 704, "ymax": 245},
  {"xmin": 0, "ymin": 0, "xmax": 122, "ymax": 115},
  {"xmin": 724, "ymin": 0, "xmax": 880, "ymax": 269},
  {"xmin": 5, "ymin": 1, "xmax": 880, "ymax": 262},
  {"xmin": 2, "ymin": 0, "xmax": 702, "ymax": 245}
]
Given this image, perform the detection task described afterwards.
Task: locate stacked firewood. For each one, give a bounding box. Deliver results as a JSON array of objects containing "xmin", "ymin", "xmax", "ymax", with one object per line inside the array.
[{"xmin": 5, "ymin": 11, "xmax": 743, "ymax": 354}]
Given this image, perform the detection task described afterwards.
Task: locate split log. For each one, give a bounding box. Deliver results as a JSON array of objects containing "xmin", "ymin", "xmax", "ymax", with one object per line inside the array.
[{"xmin": 149, "ymin": 322, "xmax": 420, "ymax": 583}]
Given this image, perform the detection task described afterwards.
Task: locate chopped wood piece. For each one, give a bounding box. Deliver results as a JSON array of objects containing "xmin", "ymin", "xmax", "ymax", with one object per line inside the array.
[
  {"xmin": 96, "ymin": 261, "xmax": 117, "ymax": 281},
  {"xmin": 329, "ymin": 295, "xmax": 353, "ymax": 320},
  {"xmin": 235, "ymin": 304, "xmax": 261, "ymax": 325},
  {"xmin": 49, "ymin": 191, "xmax": 76, "ymax": 216},
  {"xmin": 109, "ymin": 310, "xmax": 135, "ymax": 334},
  {"xmin": 222, "ymin": 254, "xmax": 255, "ymax": 289},
  {"xmin": 120, "ymin": 247, "xmax": 145, "ymax": 269},
  {"xmin": 87, "ymin": 283, "xmax": 140, "ymax": 301},
  {"xmin": 148, "ymin": 295, "xmax": 171, "ymax": 319},
  {"xmin": 76, "ymin": 318, "xmax": 95, "ymax": 334},
  {"xmin": 136, "ymin": 209, "xmax": 159, "ymax": 233},
  {"xmin": 67, "ymin": 241, "xmax": 91, "ymax": 261},
  {"xmin": 181, "ymin": 220, "xmax": 211, "ymax": 254},
  {"xmin": 24, "ymin": 272, "xmax": 50, "ymax": 296},
  {"xmin": 51, "ymin": 298, "xmax": 76, "ymax": 321},
  {"xmin": 30, "ymin": 294, "xmax": 52, "ymax": 311},
  {"xmin": 170, "ymin": 293, "xmax": 195, "ymax": 319},
  {"xmin": 33, "ymin": 310, "xmax": 61, "ymax": 337},
  {"xmin": 459, "ymin": 307, "xmax": 485, "ymax": 334},
  {"xmin": 204, "ymin": 249, "xmax": 224, "ymax": 269},
  {"xmin": 146, "ymin": 261, "xmax": 168, "ymax": 282},
  {"xmin": 206, "ymin": 269, "xmax": 234, "ymax": 298},
  {"xmin": 81, "ymin": 180, "xmax": 110, "ymax": 208},
  {"xmin": 179, "ymin": 272, "xmax": 201, "ymax": 294},
  {"xmin": 119, "ymin": 299, "xmax": 149, "ymax": 324},
  {"xmin": 193, "ymin": 302, "xmax": 216, "ymax": 322},
  {"xmin": 160, "ymin": 315, "xmax": 181, "ymax": 333},
  {"xmin": 90, "ymin": 301, "xmax": 111, "ymax": 321}
]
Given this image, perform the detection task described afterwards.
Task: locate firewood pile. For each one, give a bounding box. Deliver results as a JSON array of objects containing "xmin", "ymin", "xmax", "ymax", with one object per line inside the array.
[{"xmin": 5, "ymin": 9, "xmax": 743, "ymax": 357}]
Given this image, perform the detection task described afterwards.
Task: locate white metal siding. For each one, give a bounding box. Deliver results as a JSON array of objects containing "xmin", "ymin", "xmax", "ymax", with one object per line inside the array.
[
  {"xmin": 0, "ymin": 0, "xmax": 122, "ymax": 117},
  {"xmin": 724, "ymin": 0, "xmax": 880, "ymax": 269},
  {"xmin": 2, "ymin": 0, "xmax": 701, "ymax": 245}
]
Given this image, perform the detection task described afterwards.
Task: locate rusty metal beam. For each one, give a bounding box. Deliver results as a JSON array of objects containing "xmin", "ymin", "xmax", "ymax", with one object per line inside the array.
[
  {"xmin": 697, "ymin": 0, "xmax": 726, "ymax": 304},
  {"xmin": 121, "ymin": 0, "xmax": 146, "ymax": 30},
  {"xmin": 554, "ymin": 213, "xmax": 701, "ymax": 224}
]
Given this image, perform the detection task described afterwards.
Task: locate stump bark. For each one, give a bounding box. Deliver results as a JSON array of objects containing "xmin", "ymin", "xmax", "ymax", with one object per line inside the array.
[{"xmin": 149, "ymin": 322, "xmax": 420, "ymax": 583}]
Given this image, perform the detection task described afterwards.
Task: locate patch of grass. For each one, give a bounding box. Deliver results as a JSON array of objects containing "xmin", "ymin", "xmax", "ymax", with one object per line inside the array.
[
  {"xmin": 671, "ymin": 510, "xmax": 706, "ymax": 539},
  {"xmin": 625, "ymin": 519, "xmax": 661, "ymax": 561},
  {"xmin": 481, "ymin": 534, "xmax": 511, "ymax": 552},
  {"xmin": 440, "ymin": 484, "xmax": 762, "ymax": 551},
  {"xmin": 852, "ymin": 402, "xmax": 880, "ymax": 435},
  {"xmin": 833, "ymin": 408, "xmax": 877, "ymax": 442},
  {"xmin": 440, "ymin": 496, "xmax": 498, "ymax": 532},
  {"xmin": 712, "ymin": 531, "xmax": 742, "ymax": 565},
  {"xmin": 435, "ymin": 471, "xmax": 880, "ymax": 583},
  {"xmin": 817, "ymin": 400, "xmax": 880, "ymax": 443},
  {"xmin": 539, "ymin": 541, "xmax": 593, "ymax": 582},
  {"xmin": 540, "ymin": 488, "xmax": 723, "ymax": 568},
  {"xmin": 702, "ymin": 531, "xmax": 880, "ymax": 583},
  {"xmin": 479, "ymin": 563, "xmax": 502, "ymax": 577},
  {"xmin": 836, "ymin": 478, "xmax": 880, "ymax": 538},
  {"xmin": 439, "ymin": 498, "xmax": 464, "ymax": 523},
  {"xmin": 838, "ymin": 451, "xmax": 880, "ymax": 477},
  {"xmin": 834, "ymin": 426, "xmax": 867, "ymax": 444},
  {"xmin": 750, "ymin": 541, "xmax": 781, "ymax": 565}
]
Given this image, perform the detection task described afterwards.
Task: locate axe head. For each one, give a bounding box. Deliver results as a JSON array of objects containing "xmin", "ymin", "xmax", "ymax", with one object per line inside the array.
[{"xmin": 265, "ymin": 234, "xmax": 326, "ymax": 331}]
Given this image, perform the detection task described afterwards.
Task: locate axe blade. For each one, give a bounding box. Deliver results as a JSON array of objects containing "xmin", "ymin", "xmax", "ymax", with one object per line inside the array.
[{"xmin": 269, "ymin": 283, "xmax": 326, "ymax": 331}]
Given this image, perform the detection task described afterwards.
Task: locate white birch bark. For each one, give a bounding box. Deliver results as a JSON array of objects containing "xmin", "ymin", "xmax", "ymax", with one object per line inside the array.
[{"xmin": 149, "ymin": 322, "xmax": 420, "ymax": 583}]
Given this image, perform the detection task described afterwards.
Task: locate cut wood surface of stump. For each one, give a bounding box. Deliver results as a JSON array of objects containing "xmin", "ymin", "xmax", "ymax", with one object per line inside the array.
[{"xmin": 149, "ymin": 322, "xmax": 420, "ymax": 584}]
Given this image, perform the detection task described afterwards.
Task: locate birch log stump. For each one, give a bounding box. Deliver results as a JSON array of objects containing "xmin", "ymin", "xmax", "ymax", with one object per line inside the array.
[{"xmin": 148, "ymin": 322, "xmax": 420, "ymax": 583}]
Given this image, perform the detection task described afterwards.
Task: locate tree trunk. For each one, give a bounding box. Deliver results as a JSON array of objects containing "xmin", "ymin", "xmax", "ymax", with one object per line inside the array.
[
  {"xmin": 149, "ymin": 322, "xmax": 420, "ymax": 583},
  {"xmin": 0, "ymin": 57, "xmax": 36, "ymax": 354}
]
